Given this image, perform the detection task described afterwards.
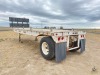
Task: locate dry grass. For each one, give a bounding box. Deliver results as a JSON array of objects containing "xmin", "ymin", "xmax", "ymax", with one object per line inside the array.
[
  {"xmin": 0, "ymin": 27, "xmax": 12, "ymax": 31},
  {"xmin": 0, "ymin": 39, "xmax": 4, "ymax": 42},
  {"xmin": 0, "ymin": 29, "xmax": 100, "ymax": 75},
  {"xmin": 77, "ymin": 29, "xmax": 100, "ymax": 34}
]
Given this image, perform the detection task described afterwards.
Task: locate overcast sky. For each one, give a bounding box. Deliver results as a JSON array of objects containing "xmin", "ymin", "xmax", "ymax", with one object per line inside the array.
[{"xmin": 0, "ymin": 0, "xmax": 100, "ymax": 28}]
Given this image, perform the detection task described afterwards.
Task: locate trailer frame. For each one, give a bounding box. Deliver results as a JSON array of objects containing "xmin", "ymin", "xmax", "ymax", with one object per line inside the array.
[{"xmin": 14, "ymin": 28, "xmax": 86, "ymax": 62}]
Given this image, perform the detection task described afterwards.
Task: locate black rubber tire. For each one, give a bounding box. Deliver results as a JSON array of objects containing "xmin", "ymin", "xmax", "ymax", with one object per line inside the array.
[{"xmin": 40, "ymin": 37, "xmax": 55, "ymax": 60}]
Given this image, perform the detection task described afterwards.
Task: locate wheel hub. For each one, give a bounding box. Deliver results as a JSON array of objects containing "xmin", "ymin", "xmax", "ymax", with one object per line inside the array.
[{"xmin": 42, "ymin": 42, "xmax": 49, "ymax": 55}]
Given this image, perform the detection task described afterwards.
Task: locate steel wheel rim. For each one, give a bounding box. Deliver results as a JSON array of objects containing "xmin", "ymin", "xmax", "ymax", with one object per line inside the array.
[{"xmin": 42, "ymin": 42, "xmax": 49, "ymax": 55}]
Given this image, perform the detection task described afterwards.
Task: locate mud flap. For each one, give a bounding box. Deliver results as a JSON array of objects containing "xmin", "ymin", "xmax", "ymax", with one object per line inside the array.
[
  {"xmin": 55, "ymin": 42, "xmax": 67, "ymax": 62},
  {"xmin": 80, "ymin": 39, "xmax": 86, "ymax": 53}
]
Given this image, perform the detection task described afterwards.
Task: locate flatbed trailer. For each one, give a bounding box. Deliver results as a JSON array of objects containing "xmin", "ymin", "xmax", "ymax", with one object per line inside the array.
[{"xmin": 14, "ymin": 28, "xmax": 86, "ymax": 62}]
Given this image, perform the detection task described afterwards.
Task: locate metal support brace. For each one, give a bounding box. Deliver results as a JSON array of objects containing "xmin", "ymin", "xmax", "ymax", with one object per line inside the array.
[
  {"xmin": 35, "ymin": 36, "xmax": 38, "ymax": 41},
  {"xmin": 19, "ymin": 33, "xmax": 21, "ymax": 42},
  {"xmin": 55, "ymin": 42, "xmax": 67, "ymax": 62}
]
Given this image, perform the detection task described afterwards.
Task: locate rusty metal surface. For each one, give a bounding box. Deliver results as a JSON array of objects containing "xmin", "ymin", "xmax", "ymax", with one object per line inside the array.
[{"xmin": 69, "ymin": 35, "xmax": 78, "ymax": 48}]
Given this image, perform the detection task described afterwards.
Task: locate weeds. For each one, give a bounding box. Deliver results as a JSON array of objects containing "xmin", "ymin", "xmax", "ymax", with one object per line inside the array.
[{"xmin": 0, "ymin": 39, "xmax": 4, "ymax": 42}]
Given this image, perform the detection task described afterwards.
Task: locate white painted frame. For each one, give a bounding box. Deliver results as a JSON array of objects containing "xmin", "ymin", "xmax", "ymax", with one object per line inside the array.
[{"xmin": 14, "ymin": 28, "xmax": 86, "ymax": 51}]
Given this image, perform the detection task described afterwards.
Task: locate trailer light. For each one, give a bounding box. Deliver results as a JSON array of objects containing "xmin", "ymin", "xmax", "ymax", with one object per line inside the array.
[
  {"xmin": 83, "ymin": 35, "xmax": 84, "ymax": 37},
  {"xmin": 81, "ymin": 35, "xmax": 84, "ymax": 38},
  {"xmin": 58, "ymin": 37, "xmax": 60, "ymax": 41},
  {"xmin": 62, "ymin": 37, "xmax": 64, "ymax": 40},
  {"xmin": 81, "ymin": 35, "xmax": 83, "ymax": 38}
]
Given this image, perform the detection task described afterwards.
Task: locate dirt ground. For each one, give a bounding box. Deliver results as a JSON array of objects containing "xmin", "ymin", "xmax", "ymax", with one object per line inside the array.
[{"xmin": 0, "ymin": 30, "xmax": 100, "ymax": 75}]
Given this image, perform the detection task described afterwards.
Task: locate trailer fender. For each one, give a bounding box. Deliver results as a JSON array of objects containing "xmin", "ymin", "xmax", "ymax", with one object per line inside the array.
[
  {"xmin": 55, "ymin": 42, "xmax": 67, "ymax": 62},
  {"xmin": 80, "ymin": 39, "xmax": 86, "ymax": 53}
]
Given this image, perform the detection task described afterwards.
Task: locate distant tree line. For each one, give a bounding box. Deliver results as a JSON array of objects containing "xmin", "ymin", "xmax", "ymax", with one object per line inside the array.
[
  {"xmin": 60, "ymin": 26, "xmax": 63, "ymax": 29},
  {"xmin": 44, "ymin": 26, "xmax": 56, "ymax": 29},
  {"xmin": 44, "ymin": 26, "xmax": 64, "ymax": 29}
]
